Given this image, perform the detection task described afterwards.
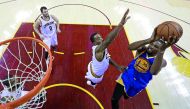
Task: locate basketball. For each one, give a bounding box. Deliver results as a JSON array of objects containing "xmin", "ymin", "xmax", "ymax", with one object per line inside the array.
[{"xmin": 156, "ymin": 21, "xmax": 183, "ymax": 41}]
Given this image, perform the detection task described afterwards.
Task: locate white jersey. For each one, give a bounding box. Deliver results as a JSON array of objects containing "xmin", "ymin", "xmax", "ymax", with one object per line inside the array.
[
  {"xmin": 40, "ymin": 15, "xmax": 57, "ymax": 37},
  {"xmin": 91, "ymin": 45, "xmax": 110, "ymax": 76}
]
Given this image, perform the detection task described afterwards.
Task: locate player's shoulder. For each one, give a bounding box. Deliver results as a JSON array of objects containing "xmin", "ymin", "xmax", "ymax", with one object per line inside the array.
[
  {"xmin": 50, "ymin": 14, "xmax": 56, "ymax": 18},
  {"xmin": 50, "ymin": 15, "xmax": 58, "ymax": 21},
  {"xmin": 35, "ymin": 17, "xmax": 42, "ymax": 24}
]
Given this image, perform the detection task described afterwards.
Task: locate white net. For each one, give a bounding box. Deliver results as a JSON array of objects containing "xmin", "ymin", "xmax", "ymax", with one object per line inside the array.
[{"xmin": 0, "ymin": 37, "xmax": 50, "ymax": 109}]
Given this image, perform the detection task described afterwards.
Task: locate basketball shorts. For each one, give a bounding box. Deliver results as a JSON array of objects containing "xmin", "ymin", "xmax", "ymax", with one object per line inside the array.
[
  {"xmin": 116, "ymin": 68, "xmax": 147, "ymax": 97},
  {"xmin": 85, "ymin": 61, "xmax": 104, "ymax": 84},
  {"xmin": 43, "ymin": 32, "xmax": 58, "ymax": 51}
]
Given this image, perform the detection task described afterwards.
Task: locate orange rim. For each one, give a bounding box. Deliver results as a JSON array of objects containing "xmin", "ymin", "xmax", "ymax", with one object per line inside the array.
[{"xmin": 0, "ymin": 37, "xmax": 53, "ymax": 109}]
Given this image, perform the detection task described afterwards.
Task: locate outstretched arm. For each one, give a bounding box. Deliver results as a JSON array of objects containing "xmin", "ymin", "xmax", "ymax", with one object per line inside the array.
[
  {"xmin": 128, "ymin": 39, "xmax": 152, "ymax": 50},
  {"xmin": 128, "ymin": 28, "xmax": 159, "ymax": 50},
  {"xmin": 150, "ymin": 36, "xmax": 178, "ymax": 75},
  {"xmin": 96, "ymin": 9, "xmax": 130, "ymax": 53},
  {"xmin": 150, "ymin": 51, "xmax": 166, "ymax": 75},
  {"xmin": 109, "ymin": 58, "xmax": 126, "ymax": 73}
]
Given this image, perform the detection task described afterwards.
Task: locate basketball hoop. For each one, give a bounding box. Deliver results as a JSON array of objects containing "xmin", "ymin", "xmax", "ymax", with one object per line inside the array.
[{"xmin": 0, "ymin": 37, "xmax": 52, "ymax": 109}]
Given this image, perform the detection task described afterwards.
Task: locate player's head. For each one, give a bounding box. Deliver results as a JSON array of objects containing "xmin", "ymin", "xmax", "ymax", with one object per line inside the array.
[
  {"xmin": 147, "ymin": 40, "xmax": 165, "ymax": 56},
  {"xmin": 2, "ymin": 75, "xmax": 19, "ymax": 92},
  {"xmin": 40, "ymin": 6, "xmax": 49, "ymax": 17},
  {"xmin": 90, "ymin": 33, "xmax": 103, "ymax": 45}
]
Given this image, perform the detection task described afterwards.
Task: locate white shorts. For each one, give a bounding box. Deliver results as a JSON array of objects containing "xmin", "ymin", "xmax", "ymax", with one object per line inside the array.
[
  {"xmin": 85, "ymin": 62, "xmax": 104, "ymax": 84},
  {"xmin": 43, "ymin": 32, "xmax": 58, "ymax": 51}
]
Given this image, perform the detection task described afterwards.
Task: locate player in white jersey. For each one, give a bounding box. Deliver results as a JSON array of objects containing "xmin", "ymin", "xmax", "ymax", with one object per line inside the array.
[
  {"xmin": 34, "ymin": 6, "xmax": 61, "ymax": 64},
  {"xmin": 85, "ymin": 9, "xmax": 130, "ymax": 88}
]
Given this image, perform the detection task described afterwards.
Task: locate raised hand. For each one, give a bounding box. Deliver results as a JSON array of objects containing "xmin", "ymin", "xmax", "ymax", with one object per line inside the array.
[
  {"xmin": 166, "ymin": 35, "xmax": 179, "ymax": 45},
  {"xmin": 119, "ymin": 9, "xmax": 130, "ymax": 26},
  {"xmin": 159, "ymin": 36, "xmax": 178, "ymax": 52}
]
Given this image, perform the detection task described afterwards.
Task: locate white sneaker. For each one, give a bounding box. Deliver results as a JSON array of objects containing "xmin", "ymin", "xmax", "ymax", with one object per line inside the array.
[{"xmin": 87, "ymin": 80, "xmax": 96, "ymax": 89}]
